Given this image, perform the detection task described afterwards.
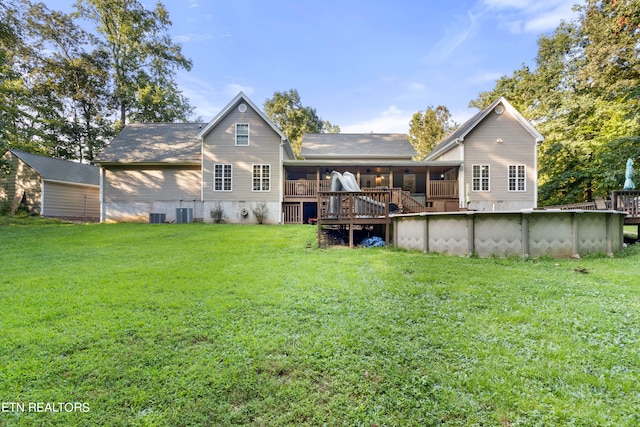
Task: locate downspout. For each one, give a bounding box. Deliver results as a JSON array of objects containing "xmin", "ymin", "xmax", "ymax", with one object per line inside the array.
[
  {"xmin": 534, "ymin": 140, "xmax": 542, "ymax": 209},
  {"xmin": 279, "ymin": 140, "xmax": 285, "ymax": 224},
  {"xmin": 200, "ymin": 137, "xmax": 204, "ymax": 205},
  {"xmin": 456, "ymin": 138, "xmax": 465, "ymax": 208},
  {"xmin": 99, "ymin": 167, "xmax": 105, "ymax": 222},
  {"xmin": 40, "ymin": 178, "xmax": 45, "ymax": 217}
]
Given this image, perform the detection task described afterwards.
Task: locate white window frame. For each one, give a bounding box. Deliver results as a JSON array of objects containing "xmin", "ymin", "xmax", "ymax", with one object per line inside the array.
[
  {"xmin": 508, "ymin": 164, "xmax": 526, "ymax": 192},
  {"xmin": 235, "ymin": 123, "xmax": 249, "ymax": 146},
  {"xmin": 213, "ymin": 164, "xmax": 232, "ymax": 191},
  {"xmin": 472, "ymin": 164, "xmax": 490, "ymax": 192},
  {"xmin": 252, "ymin": 164, "xmax": 270, "ymax": 192}
]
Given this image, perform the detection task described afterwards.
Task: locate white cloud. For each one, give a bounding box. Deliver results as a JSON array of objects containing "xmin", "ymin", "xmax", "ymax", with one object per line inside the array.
[
  {"xmin": 341, "ymin": 106, "xmax": 411, "ymax": 134},
  {"xmin": 482, "ymin": 0, "xmax": 578, "ymax": 33},
  {"xmin": 430, "ymin": 10, "xmax": 480, "ymax": 62}
]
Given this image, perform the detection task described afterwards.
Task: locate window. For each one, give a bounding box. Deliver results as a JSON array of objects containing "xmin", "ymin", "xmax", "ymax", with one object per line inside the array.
[
  {"xmin": 213, "ymin": 164, "xmax": 232, "ymax": 191},
  {"xmin": 235, "ymin": 123, "xmax": 249, "ymax": 146},
  {"xmin": 472, "ymin": 165, "xmax": 490, "ymax": 191},
  {"xmin": 252, "ymin": 164, "xmax": 270, "ymax": 191},
  {"xmin": 509, "ymin": 165, "xmax": 526, "ymax": 192}
]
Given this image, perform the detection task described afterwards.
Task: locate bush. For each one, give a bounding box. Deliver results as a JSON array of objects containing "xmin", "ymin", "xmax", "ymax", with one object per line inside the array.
[
  {"xmin": 210, "ymin": 202, "xmax": 225, "ymax": 223},
  {"xmin": 0, "ymin": 200, "xmax": 11, "ymax": 216},
  {"xmin": 252, "ymin": 201, "xmax": 268, "ymax": 224}
]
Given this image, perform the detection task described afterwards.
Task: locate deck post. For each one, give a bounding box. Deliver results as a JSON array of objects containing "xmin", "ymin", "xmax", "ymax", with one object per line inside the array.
[
  {"xmin": 467, "ymin": 214, "xmax": 475, "ymax": 257},
  {"xmin": 521, "ymin": 212, "xmax": 530, "ymax": 258}
]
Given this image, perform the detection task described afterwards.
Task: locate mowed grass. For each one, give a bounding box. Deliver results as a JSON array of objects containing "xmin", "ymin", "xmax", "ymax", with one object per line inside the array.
[{"xmin": 1, "ymin": 221, "xmax": 640, "ymax": 426}]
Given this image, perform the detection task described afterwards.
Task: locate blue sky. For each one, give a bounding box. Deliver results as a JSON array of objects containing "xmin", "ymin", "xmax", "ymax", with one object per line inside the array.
[{"xmin": 49, "ymin": 0, "xmax": 579, "ymax": 132}]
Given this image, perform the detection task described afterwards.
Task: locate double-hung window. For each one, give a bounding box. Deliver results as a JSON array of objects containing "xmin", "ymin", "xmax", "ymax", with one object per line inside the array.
[
  {"xmin": 252, "ymin": 164, "xmax": 270, "ymax": 191},
  {"xmin": 472, "ymin": 164, "xmax": 490, "ymax": 191},
  {"xmin": 235, "ymin": 123, "xmax": 249, "ymax": 146},
  {"xmin": 213, "ymin": 164, "xmax": 232, "ymax": 191},
  {"xmin": 508, "ymin": 165, "xmax": 526, "ymax": 191}
]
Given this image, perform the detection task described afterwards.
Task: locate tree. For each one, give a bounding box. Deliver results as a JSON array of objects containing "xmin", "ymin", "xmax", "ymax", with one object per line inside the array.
[
  {"xmin": 264, "ymin": 89, "xmax": 339, "ymax": 157},
  {"xmin": 0, "ymin": 0, "xmax": 35, "ymax": 161},
  {"xmin": 74, "ymin": 0, "xmax": 193, "ymax": 125},
  {"xmin": 469, "ymin": 0, "xmax": 640, "ymax": 205},
  {"xmin": 408, "ymin": 105, "xmax": 457, "ymax": 159},
  {"xmin": 26, "ymin": 2, "xmax": 114, "ymax": 162}
]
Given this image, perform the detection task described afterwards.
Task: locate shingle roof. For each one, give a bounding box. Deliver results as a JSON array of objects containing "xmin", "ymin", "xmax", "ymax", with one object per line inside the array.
[
  {"xmin": 9, "ymin": 149, "xmax": 99, "ymax": 186},
  {"xmin": 95, "ymin": 123, "xmax": 206, "ymax": 164},
  {"xmin": 425, "ymin": 97, "xmax": 544, "ymax": 160},
  {"xmin": 300, "ymin": 133, "xmax": 416, "ymax": 159}
]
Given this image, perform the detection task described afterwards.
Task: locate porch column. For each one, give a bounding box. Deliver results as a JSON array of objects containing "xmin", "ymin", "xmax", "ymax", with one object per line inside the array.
[{"xmin": 426, "ymin": 167, "xmax": 431, "ymax": 199}]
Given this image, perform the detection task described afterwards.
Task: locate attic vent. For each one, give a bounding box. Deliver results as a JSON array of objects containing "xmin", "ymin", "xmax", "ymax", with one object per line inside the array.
[
  {"xmin": 494, "ymin": 105, "xmax": 504, "ymax": 115},
  {"xmin": 238, "ymin": 103, "xmax": 247, "ymax": 113}
]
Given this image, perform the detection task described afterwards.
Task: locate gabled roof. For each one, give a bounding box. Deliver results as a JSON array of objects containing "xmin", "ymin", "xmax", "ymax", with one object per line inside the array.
[
  {"xmin": 196, "ymin": 92, "xmax": 294, "ymax": 159},
  {"xmin": 95, "ymin": 123, "xmax": 206, "ymax": 164},
  {"xmin": 425, "ymin": 97, "xmax": 544, "ymax": 161},
  {"xmin": 8, "ymin": 149, "xmax": 99, "ymax": 186},
  {"xmin": 300, "ymin": 133, "xmax": 417, "ymax": 160}
]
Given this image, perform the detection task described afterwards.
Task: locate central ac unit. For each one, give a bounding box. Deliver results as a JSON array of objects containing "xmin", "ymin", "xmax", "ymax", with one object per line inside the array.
[
  {"xmin": 176, "ymin": 208, "xmax": 193, "ymax": 224},
  {"xmin": 149, "ymin": 213, "xmax": 166, "ymax": 224}
]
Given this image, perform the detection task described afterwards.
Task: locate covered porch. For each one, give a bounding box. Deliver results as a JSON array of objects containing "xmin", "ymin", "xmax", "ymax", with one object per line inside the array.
[{"xmin": 281, "ymin": 161, "xmax": 462, "ymax": 225}]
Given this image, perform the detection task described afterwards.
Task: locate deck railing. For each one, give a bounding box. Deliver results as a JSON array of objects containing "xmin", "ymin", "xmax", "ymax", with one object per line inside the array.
[
  {"xmin": 429, "ymin": 180, "xmax": 458, "ymax": 198},
  {"xmin": 285, "ymin": 179, "xmax": 458, "ymax": 200},
  {"xmin": 611, "ymin": 190, "xmax": 640, "ymax": 222},
  {"xmin": 285, "ymin": 180, "xmax": 331, "ymax": 198},
  {"xmin": 318, "ymin": 190, "xmax": 391, "ymax": 220}
]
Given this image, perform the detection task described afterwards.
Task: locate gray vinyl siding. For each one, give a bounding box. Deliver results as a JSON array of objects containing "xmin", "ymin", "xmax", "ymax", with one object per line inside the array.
[
  {"xmin": 464, "ymin": 108, "xmax": 537, "ymax": 208},
  {"xmin": 202, "ymin": 100, "xmax": 282, "ymax": 202},
  {"xmin": 42, "ymin": 181, "xmax": 99, "ymax": 218},
  {"xmin": 0, "ymin": 153, "xmax": 42, "ymax": 214},
  {"xmin": 430, "ymin": 145, "xmax": 462, "ymax": 162},
  {"xmin": 103, "ymin": 165, "xmax": 201, "ymax": 202}
]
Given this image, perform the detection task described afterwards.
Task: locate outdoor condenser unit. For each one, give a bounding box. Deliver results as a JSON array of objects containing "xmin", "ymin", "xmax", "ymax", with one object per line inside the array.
[
  {"xmin": 175, "ymin": 208, "xmax": 193, "ymax": 224},
  {"xmin": 149, "ymin": 213, "xmax": 166, "ymax": 224}
]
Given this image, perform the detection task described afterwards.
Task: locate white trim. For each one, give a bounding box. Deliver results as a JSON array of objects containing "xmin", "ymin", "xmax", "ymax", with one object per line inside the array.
[
  {"xmin": 252, "ymin": 164, "xmax": 271, "ymax": 192},
  {"xmin": 507, "ymin": 164, "xmax": 526, "ymax": 192},
  {"xmin": 40, "ymin": 179, "xmax": 45, "ymax": 216},
  {"xmin": 200, "ymin": 138, "xmax": 204, "ymax": 203},
  {"xmin": 196, "ymin": 92, "xmax": 288, "ymax": 141},
  {"xmin": 41, "ymin": 178, "xmax": 99, "ymax": 188},
  {"xmin": 213, "ymin": 164, "xmax": 233, "ymax": 191},
  {"xmin": 472, "ymin": 164, "xmax": 490, "ymax": 192},
  {"xmin": 100, "ymin": 168, "xmax": 105, "ymax": 222},
  {"xmin": 235, "ymin": 123, "xmax": 250, "ymax": 146}
]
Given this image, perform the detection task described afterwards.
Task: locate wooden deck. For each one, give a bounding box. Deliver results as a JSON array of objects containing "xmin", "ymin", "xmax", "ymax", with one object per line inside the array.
[
  {"xmin": 317, "ymin": 190, "xmax": 391, "ymax": 248},
  {"xmin": 543, "ymin": 191, "xmax": 640, "ymax": 236},
  {"xmin": 283, "ymin": 179, "xmax": 459, "ymax": 224}
]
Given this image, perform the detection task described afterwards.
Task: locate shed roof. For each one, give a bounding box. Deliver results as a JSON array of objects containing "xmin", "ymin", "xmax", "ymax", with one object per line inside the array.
[
  {"xmin": 9, "ymin": 149, "xmax": 99, "ymax": 186},
  {"xmin": 95, "ymin": 123, "xmax": 206, "ymax": 164},
  {"xmin": 300, "ymin": 133, "xmax": 416, "ymax": 159}
]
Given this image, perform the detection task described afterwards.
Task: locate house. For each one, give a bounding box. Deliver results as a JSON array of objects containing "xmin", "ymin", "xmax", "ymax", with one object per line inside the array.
[
  {"xmin": 95, "ymin": 93, "xmax": 542, "ymax": 225},
  {"xmin": 425, "ymin": 97, "xmax": 544, "ymax": 211},
  {"xmin": 0, "ymin": 149, "xmax": 100, "ymax": 220},
  {"xmin": 96, "ymin": 92, "xmax": 295, "ymax": 223}
]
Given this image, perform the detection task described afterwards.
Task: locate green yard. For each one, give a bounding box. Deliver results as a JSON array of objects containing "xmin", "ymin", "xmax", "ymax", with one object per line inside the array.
[{"xmin": 1, "ymin": 221, "xmax": 639, "ymax": 426}]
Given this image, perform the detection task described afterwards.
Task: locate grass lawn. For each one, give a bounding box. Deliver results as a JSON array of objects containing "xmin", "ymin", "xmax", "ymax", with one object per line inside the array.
[{"xmin": 1, "ymin": 221, "xmax": 639, "ymax": 426}]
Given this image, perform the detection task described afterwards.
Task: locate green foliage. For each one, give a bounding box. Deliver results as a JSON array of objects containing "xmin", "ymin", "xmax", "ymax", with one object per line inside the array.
[
  {"xmin": 1, "ymin": 0, "xmax": 193, "ymax": 162},
  {"xmin": 264, "ymin": 89, "xmax": 339, "ymax": 157},
  {"xmin": 1, "ymin": 223, "xmax": 640, "ymax": 425},
  {"xmin": 408, "ymin": 105, "xmax": 458, "ymax": 159},
  {"xmin": 470, "ymin": 0, "xmax": 640, "ymax": 205},
  {"xmin": 75, "ymin": 0, "xmax": 193, "ymax": 125}
]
